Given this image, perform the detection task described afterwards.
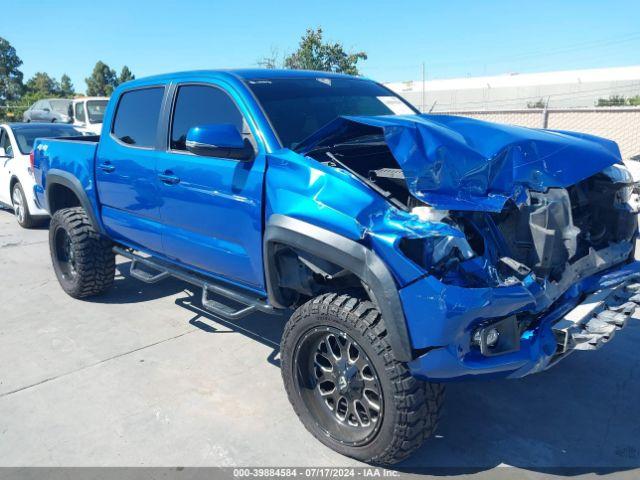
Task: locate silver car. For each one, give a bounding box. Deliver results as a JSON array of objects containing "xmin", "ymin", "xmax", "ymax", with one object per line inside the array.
[{"xmin": 22, "ymin": 99, "xmax": 72, "ymax": 123}]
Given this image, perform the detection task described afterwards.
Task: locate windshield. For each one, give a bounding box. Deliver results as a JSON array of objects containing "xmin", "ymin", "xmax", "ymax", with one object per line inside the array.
[
  {"xmin": 50, "ymin": 99, "xmax": 72, "ymax": 114},
  {"xmin": 13, "ymin": 125, "xmax": 84, "ymax": 154},
  {"xmin": 246, "ymin": 77, "xmax": 417, "ymax": 148},
  {"xmin": 86, "ymin": 100, "xmax": 108, "ymax": 123}
]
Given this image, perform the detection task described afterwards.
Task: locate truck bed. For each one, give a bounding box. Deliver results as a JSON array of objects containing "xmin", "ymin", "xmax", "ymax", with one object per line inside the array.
[{"xmin": 32, "ymin": 136, "xmax": 101, "ymax": 217}]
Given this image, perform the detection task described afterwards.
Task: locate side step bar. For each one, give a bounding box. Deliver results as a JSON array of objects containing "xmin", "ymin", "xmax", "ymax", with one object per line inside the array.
[{"xmin": 113, "ymin": 246, "xmax": 278, "ymax": 320}]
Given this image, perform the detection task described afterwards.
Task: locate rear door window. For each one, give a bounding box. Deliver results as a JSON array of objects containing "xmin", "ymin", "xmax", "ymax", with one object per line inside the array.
[{"xmin": 112, "ymin": 87, "xmax": 164, "ymax": 148}]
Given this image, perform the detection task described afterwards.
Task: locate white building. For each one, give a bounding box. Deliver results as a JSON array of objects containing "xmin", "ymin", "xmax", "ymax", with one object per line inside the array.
[{"xmin": 385, "ymin": 65, "xmax": 640, "ymax": 112}]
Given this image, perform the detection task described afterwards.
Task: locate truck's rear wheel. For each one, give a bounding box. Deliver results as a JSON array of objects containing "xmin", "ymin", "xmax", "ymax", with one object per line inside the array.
[
  {"xmin": 49, "ymin": 207, "xmax": 115, "ymax": 298},
  {"xmin": 281, "ymin": 293, "xmax": 444, "ymax": 464}
]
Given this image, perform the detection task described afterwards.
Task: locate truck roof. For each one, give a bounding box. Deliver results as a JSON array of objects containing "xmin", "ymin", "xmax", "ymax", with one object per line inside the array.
[{"xmin": 119, "ymin": 69, "xmax": 366, "ymax": 89}]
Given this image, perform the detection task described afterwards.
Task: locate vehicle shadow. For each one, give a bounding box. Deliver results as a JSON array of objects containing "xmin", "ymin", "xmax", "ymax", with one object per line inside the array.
[
  {"xmin": 0, "ymin": 207, "xmax": 49, "ymax": 229},
  {"xmin": 93, "ymin": 262, "xmax": 285, "ymax": 364},
  {"xmin": 86, "ymin": 260, "xmax": 189, "ymax": 304},
  {"xmin": 173, "ymin": 287, "xmax": 284, "ymax": 368},
  {"xmin": 36, "ymin": 218, "xmax": 50, "ymax": 229},
  {"xmin": 90, "ymin": 264, "xmax": 640, "ymax": 475},
  {"xmin": 396, "ymin": 320, "xmax": 640, "ymax": 476}
]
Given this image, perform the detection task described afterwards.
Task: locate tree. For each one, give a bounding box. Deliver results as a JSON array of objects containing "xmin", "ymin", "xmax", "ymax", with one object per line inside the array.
[
  {"xmin": 25, "ymin": 72, "xmax": 60, "ymax": 96},
  {"xmin": 118, "ymin": 65, "xmax": 135, "ymax": 85},
  {"xmin": 258, "ymin": 47, "xmax": 281, "ymax": 69},
  {"xmin": 60, "ymin": 74, "xmax": 74, "ymax": 97},
  {"xmin": 0, "ymin": 36, "xmax": 24, "ymax": 102},
  {"xmin": 283, "ymin": 28, "xmax": 367, "ymax": 75},
  {"xmin": 628, "ymin": 95, "xmax": 640, "ymax": 106},
  {"xmin": 526, "ymin": 98, "xmax": 546, "ymax": 109},
  {"xmin": 86, "ymin": 61, "xmax": 117, "ymax": 96},
  {"xmin": 596, "ymin": 95, "xmax": 627, "ymax": 107}
]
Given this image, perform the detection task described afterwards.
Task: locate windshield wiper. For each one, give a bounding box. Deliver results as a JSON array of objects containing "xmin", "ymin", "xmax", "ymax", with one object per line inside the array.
[{"xmin": 304, "ymin": 134, "xmax": 386, "ymax": 157}]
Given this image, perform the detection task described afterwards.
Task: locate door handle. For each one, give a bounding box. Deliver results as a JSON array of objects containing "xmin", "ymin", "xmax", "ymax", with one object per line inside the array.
[
  {"xmin": 98, "ymin": 162, "xmax": 115, "ymax": 173},
  {"xmin": 158, "ymin": 171, "xmax": 180, "ymax": 185}
]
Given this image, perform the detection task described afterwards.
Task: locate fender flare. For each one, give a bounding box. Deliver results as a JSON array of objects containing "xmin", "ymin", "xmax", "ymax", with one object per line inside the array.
[
  {"xmin": 45, "ymin": 169, "xmax": 104, "ymax": 234},
  {"xmin": 264, "ymin": 214, "xmax": 413, "ymax": 362}
]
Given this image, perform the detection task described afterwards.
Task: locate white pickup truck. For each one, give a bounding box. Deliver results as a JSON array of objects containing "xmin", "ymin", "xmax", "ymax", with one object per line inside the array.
[{"xmin": 71, "ymin": 97, "xmax": 109, "ymax": 135}]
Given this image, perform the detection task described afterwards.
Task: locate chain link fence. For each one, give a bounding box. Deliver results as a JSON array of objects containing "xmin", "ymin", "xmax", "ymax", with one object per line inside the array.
[
  {"xmin": 0, "ymin": 104, "xmax": 31, "ymax": 123},
  {"xmin": 4, "ymin": 102, "xmax": 639, "ymax": 160},
  {"xmin": 432, "ymin": 107, "xmax": 640, "ymax": 160}
]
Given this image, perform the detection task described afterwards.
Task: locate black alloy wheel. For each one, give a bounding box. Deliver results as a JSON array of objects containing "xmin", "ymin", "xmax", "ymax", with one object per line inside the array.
[{"xmin": 294, "ymin": 326, "xmax": 384, "ymax": 446}]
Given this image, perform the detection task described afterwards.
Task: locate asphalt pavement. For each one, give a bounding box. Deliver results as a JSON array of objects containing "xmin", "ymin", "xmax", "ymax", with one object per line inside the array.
[{"xmin": 1, "ymin": 208, "xmax": 639, "ymax": 477}]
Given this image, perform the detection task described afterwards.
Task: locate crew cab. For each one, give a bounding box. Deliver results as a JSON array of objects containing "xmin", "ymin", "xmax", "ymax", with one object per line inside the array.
[{"xmin": 32, "ymin": 70, "xmax": 640, "ymax": 464}]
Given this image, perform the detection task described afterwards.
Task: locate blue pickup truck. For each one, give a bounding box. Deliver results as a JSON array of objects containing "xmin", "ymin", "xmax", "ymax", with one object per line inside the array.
[{"xmin": 33, "ymin": 69, "xmax": 640, "ymax": 464}]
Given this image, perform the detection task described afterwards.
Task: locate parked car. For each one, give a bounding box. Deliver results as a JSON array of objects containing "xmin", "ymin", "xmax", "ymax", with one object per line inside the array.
[
  {"xmin": 71, "ymin": 97, "xmax": 109, "ymax": 134},
  {"xmin": 22, "ymin": 99, "xmax": 72, "ymax": 123},
  {"xmin": 32, "ymin": 70, "xmax": 640, "ymax": 464},
  {"xmin": 0, "ymin": 123, "xmax": 85, "ymax": 227}
]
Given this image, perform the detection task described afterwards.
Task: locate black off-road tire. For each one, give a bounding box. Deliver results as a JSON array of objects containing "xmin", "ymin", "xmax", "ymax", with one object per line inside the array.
[
  {"xmin": 49, "ymin": 207, "xmax": 115, "ymax": 298},
  {"xmin": 281, "ymin": 293, "xmax": 444, "ymax": 465}
]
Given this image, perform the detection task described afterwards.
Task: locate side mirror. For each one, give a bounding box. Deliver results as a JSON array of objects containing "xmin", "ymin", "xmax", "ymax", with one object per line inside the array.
[
  {"xmin": 185, "ymin": 124, "xmax": 254, "ymax": 161},
  {"xmin": 43, "ymin": 107, "xmax": 50, "ymax": 112},
  {"xmin": 0, "ymin": 147, "xmax": 10, "ymax": 158}
]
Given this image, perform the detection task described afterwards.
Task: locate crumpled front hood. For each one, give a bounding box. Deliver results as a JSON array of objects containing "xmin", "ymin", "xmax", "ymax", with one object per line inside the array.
[{"xmin": 296, "ymin": 114, "xmax": 622, "ymax": 212}]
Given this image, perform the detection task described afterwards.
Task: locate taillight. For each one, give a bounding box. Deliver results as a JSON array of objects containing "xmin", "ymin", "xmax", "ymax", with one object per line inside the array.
[{"xmin": 30, "ymin": 150, "xmax": 35, "ymax": 169}]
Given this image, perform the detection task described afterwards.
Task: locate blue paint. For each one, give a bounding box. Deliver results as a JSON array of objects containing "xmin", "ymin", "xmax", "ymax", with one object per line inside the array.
[
  {"xmin": 297, "ymin": 114, "xmax": 622, "ymax": 211},
  {"xmin": 32, "ymin": 69, "xmax": 637, "ymax": 383},
  {"xmin": 408, "ymin": 260, "xmax": 640, "ymax": 381},
  {"xmin": 33, "ymin": 140, "xmax": 106, "ymax": 232},
  {"xmin": 186, "ymin": 124, "xmax": 246, "ymax": 150}
]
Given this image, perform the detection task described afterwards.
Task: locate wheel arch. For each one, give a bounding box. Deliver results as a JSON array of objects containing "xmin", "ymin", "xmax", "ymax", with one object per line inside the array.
[
  {"xmin": 45, "ymin": 170, "xmax": 103, "ymax": 234},
  {"xmin": 264, "ymin": 214, "xmax": 413, "ymax": 362},
  {"xmin": 9, "ymin": 175, "xmax": 20, "ymax": 193}
]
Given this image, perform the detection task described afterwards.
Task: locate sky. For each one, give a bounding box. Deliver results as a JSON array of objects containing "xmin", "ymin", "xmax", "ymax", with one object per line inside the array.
[{"xmin": 3, "ymin": 0, "xmax": 640, "ymax": 94}]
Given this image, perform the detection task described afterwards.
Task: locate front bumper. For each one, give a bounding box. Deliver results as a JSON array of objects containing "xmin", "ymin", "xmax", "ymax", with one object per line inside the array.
[{"xmin": 406, "ymin": 259, "xmax": 640, "ymax": 381}]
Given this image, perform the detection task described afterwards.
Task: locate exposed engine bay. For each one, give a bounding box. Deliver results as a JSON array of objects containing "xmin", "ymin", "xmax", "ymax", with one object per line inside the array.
[
  {"xmin": 290, "ymin": 114, "xmax": 640, "ymax": 365},
  {"xmin": 308, "ymin": 137, "xmax": 639, "ymax": 294},
  {"xmin": 491, "ymin": 168, "xmax": 638, "ymax": 281}
]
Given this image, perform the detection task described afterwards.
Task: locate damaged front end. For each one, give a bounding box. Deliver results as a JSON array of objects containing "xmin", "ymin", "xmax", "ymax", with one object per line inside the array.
[{"xmin": 298, "ymin": 114, "xmax": 640, "ymax": 380}]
